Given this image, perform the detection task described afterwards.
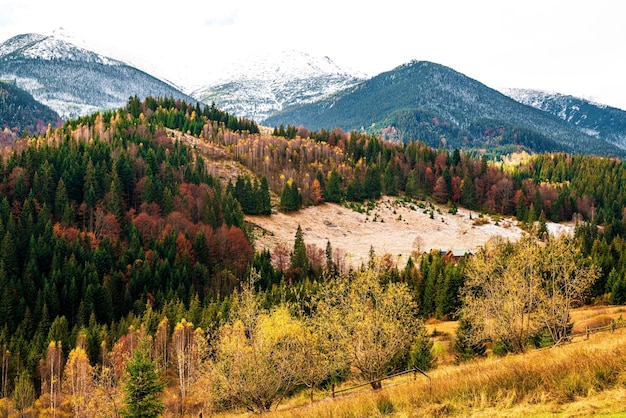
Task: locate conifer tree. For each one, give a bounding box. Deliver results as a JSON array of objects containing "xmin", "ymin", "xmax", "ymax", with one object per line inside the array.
[
  {"xmin": 280, "ymin": 180, "xmax": 302, "ymax": 212},
  {"xmin": 121, "ymin": 345, "xmax": 165, "ymax": 418},
  {"xmin": 324, "ymin": 169, "xmax": 343, "ymax": 203},
  {"xmin": 259, "ymin": 176, "xmax": 272, "ymax": 215},
  {"xmin": 453, "ymin": 315, "xmax": 486, "ymax": 363},
  {"xmin": 290, "ymin": 224, "xmax": 309, "ymax": 277}
]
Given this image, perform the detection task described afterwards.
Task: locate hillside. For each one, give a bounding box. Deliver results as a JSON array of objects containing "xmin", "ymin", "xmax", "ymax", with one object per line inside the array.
[
  {"xmin": 248, "ymin": 197, "xmax": 536, "ymax": 269},
  {"xmin": 264, "ymin": 61, "xmax": 624, "ymax": 157},
  {"xmin": 0, "ymin": 32, "xmax": 194, "ymax": 118},
  {"xmin": 0, "ymin": 79, "xmax": 61, "ymax": 139},
  {"xmin": 261, "ymin": 318, "xmax": 626, "ymax": 417},
  {"xmin": 1, "ymin": 96, "xmax": 626, "ymax": 416}
]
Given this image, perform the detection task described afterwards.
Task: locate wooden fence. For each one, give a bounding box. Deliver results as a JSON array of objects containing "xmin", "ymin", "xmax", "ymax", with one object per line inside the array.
[
  {"xmin": 331, "ymin": 366, "xmax": 431, "ymax": 399},
  {"xmin": 328, "ymin": 317, "xmax": 626, "ymax": 400}
]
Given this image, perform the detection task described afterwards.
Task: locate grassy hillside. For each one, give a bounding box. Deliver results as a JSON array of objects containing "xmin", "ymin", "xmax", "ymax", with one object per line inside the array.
[{"xmin": 254, "ymin": 306, "xmax": 626, "ymax": 417}]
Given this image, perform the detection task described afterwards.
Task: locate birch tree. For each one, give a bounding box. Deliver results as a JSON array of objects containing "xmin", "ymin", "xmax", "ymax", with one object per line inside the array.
[{"xmin": 63, "ymin": 346, "xmax": 93, "ymax": 417}]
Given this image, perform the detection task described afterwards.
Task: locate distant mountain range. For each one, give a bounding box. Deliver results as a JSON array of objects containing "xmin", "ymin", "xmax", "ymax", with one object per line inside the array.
[
  {"xmin": 264, "ymin": 61, "xmax": 626, "ymax": 157},
  {"xmin": 0, "ymin": 31, "xmax": 193, "ymax": 119},
  {"xmin": 1, "ymin": 30, "xmax": 625, "ymax": 157}
]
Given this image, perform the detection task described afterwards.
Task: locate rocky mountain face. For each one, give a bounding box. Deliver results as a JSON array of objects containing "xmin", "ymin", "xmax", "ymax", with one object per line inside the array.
[
  {"xmin": 501, "ymin": 88, "xmax": 626, "ymax": 150},
  {"xmin": 190, "ymin": 50, "xmax": 366, "ymax": 123},
  {"xmin": 0, "ymin": 31, "xmax": 193, "ymax": 119}
]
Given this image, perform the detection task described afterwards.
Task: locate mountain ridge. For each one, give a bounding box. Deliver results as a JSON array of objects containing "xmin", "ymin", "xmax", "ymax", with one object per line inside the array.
[
  {"xmin": 0, "ymin": 31, "xmax": 194, "ymax": 119},
  {"xmin": 501, "ymin": 88, "xmax": 626, "ymax": 149},
  {"xmin": 264, "ymin": 60, "xmax": 625, "ymax": 157}
]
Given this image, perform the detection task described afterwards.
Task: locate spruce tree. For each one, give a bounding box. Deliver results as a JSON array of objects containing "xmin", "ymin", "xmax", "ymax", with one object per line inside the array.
[
  {"xmin": 290, "ymin": 224, "xmax": 309, "ymax": 275},
  {"xmin": 453, "ymin": 315, "xmax": 486, "ymax": 363},
  {"xmin": 324, "ymin": 169, "xmax": 343, "ymax": 203},
  {"xmin": 121, "ymin": 346, "xmax": 165, "ymax": 418},
  {"xmin": 257, "ymin": 176, "xmax": 272, "ymax": 215},
  {"xmin": 280, "ymin": 180, "xmax": 302, "ymax": 212}
]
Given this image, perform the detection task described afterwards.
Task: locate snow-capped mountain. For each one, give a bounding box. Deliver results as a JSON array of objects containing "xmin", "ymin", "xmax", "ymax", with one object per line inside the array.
[
  {"xmin": 0, "ymin": 30, "xmax": 193, "ymax": 119},
  {"xmin": 0, "ymin": 30, "xmax": 121, "ymax": 65},
  {"xmin": 190, "ymin": 50, "xmax": 367, "ymax": 123},
  {"xmin": 502, "ymin": 88, "xmax": 626, "ymax": 149}
]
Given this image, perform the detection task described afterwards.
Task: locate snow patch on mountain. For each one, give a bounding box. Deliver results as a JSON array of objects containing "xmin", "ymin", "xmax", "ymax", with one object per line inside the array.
[
  {"xmin": 0, "ymin": 29, "xmax": 122, "ymax": 65},
  {"xmin": 190, "ymin": 49, "xmax": 367, "ymax": 122},
  {"xmin": 0, "ymin": 29, "xmax": 194, "ymax": 119},
  {"xmin": 501, "ymin": 87, "xmax": 626, "ymax": 149}
]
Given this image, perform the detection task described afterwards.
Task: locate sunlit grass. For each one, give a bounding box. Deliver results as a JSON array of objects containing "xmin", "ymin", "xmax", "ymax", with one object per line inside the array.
[{"xmin": 254, "ymin": 327, "xmax": 626, "ymax": 417}]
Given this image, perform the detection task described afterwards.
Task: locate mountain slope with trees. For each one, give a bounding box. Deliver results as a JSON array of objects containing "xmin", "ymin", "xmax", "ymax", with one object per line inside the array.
[
  {"xmin": 502, "ymin": 88, "xmax": 626, "ymax": 149},
  {"xmin": 264, "ymin": 61, "xmax": 624, "ymax": 157},
  {"xmin": 0, "ymin": 79, "xmax": 62, "ymax": 140}
]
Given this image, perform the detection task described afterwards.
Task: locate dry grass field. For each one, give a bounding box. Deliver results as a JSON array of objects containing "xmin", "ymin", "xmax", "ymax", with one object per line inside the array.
[
  {"xmin": 247, "ymin": 197, "xmax": 542, "ymax": 269},
  {"xmin": 209, "ymin": 306, "xmax": 626, "ymax": 417}
]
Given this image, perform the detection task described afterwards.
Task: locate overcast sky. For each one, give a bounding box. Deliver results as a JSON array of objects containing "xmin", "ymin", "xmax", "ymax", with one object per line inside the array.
[{"xmin": 1, "ymin": 0, "xmax": 625, "ymax": 109}]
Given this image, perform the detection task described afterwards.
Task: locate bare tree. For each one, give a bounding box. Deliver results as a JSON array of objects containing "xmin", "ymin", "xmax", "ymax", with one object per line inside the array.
[{"xmin": 537, "ymin": 237, "xmax": 599, "ymax": 344}]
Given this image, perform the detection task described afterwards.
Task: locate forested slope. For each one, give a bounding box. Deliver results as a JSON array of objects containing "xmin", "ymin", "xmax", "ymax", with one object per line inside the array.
[{"xmin": 0, "ymin": 97, "xmax": 625, "ymax": 415}]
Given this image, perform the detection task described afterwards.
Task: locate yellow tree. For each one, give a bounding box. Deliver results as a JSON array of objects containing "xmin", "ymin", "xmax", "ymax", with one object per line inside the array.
[
  {"xmin": 62, "ymin": 346, "xmax": 93, "ymax": 417},
  {"xmin": 537, "ymin": 237, "xmax": 599, "ymax": 345},
  {"xmin": 290, "ymin": 312, "xmax": 345, "ymax": 402},
  {"xmin": 314, "ymin": 267, "xmax": 421, "ymax": 389},
  {"xmin": 213, "ymin": 273, "xmax": 299, "ymax": 413},
  {"xmin": 87, "ymin": 365, "xmax": 122, "ymax": 418},
  {"xmin": 461, "ymin": 235, "xmax": 599, "ymax": 353}
]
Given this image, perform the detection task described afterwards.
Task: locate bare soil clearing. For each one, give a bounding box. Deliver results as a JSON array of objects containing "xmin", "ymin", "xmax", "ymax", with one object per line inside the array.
[{"xmin": 247, "ymin": 197, "xmax": 571, "ymax": 268}]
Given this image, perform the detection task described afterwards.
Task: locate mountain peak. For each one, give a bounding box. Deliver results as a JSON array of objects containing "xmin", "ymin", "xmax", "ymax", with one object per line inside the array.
[
  {"xmin": 0, "ymin": 31, "xmax": 193, "ymax": 119},
  {"xmin": 0, "ymin": 30, "xmax": 122, "ymax": 65},
  {"xmin": 201, "ymin": 49, "xmax": 366, "ymax": 86},
  {"xmin": 191, "ymin": 50, "xmax": 366, "ymax": 122}
]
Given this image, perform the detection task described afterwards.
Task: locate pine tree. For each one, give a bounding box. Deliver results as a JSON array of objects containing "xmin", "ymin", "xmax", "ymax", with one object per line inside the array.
[
  {"xmin": 121, "ymin": 345, "xmax": 165, "ymax": 418},
  {"xmin": 290, "ymin": 225, "xmax": 309, "ymax": 277},
  {"xmin": 324, "ymin": 169, "xmax": 343, "ymax": 203}
]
